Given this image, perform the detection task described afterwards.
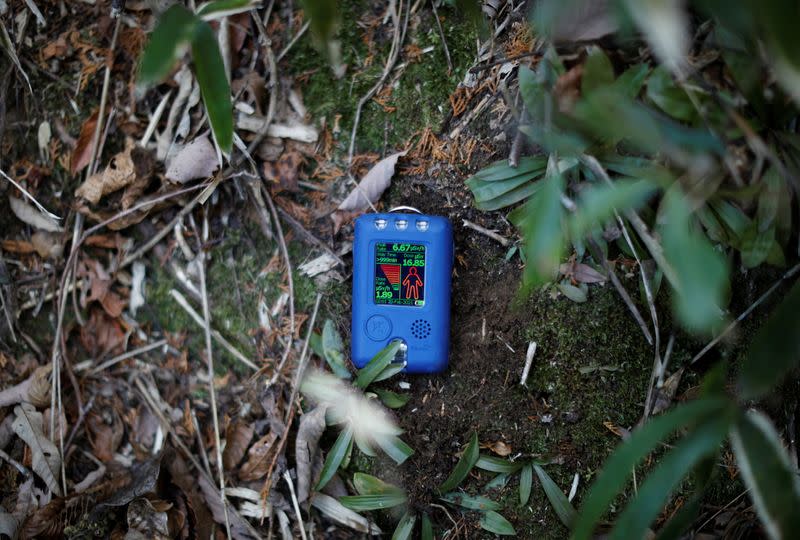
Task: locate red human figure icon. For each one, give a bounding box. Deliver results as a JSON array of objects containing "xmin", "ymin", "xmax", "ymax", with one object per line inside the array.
[{"xmin": 402, "ymin": 267, "xmax": 423, "ymax": 299}]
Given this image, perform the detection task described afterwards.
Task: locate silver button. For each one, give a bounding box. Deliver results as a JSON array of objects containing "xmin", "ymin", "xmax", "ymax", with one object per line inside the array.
[
  {"xmin": 416, "ymin": 220, "xmax": 429, "ymax": 231},
  {"xmin": 375, "ymin": 219, "xmax": 387, "ymax": 230},
  {"xmin": 395, "ymin": 219, "xmax": 408, "ymax": 230}
]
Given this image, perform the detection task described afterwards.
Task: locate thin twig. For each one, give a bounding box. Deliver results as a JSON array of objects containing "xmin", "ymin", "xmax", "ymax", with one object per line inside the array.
[
  {"xmin": 64, "ymin": 395, "xmax": 95, "ymax": 452},
  {"xmin": 0, "ymin": 448, "xmax": 31, "ymax": 477},
  {"xmin": 283, "ymin": 471, "xmax": 309, "ymax": 540},
  {"xmin": 520, "ymin": 341, "xmax": 537, "ymax": 386},
  {"xmin": 134, "ymin": 376, "xmax": 264, "ymax": 539},
  {"xmin": 262, "ymin": 185, "xmax": 296, "ymax": 377},
  {"xmin": 170, "ymin": 289, "xmax": 258, "ymax": 371},
  {"xmin": 198, "ymin": 212, "xmax": 233, "ymax": 540},
  {"xmin": 87, "ymin": 339, "xmax": 168, "ymax": 374},
  {"xmin": 462, "ymin": 219, "xmax": 510, "ymax": 247},
  {"xmin": 348, "ymin": 0, "xmax": 410, "ymax": 163},
  {"xmin": 275, "ymin": 206, "xmax": 345, "ymax": 267},
  {"xmin": 469, "ymin": 50, "xmax": 541, "ymax": 73},
  {"xmin": 430, "ymin": 0, "xmax": 452, "ymax": 73},
  {"xmin": 245, "ymin": 15, "xmax": 277, "ymax": 158},
  {"xmin": 585, "ymin": 237, "xmax": 653, "ymax": 346},
  {"xmin": 283, "ymin": 293, "xmax": 322, "ymax": 423},
  {"xmin": 691, "ymin": 262, "xmax": 800, "ymax": 365},
  {"xmin": 276, "ymin": 20, "xmax": 309, "ymax": 62},
  {"xmin": 581, "ymin": 155, "xmax": 679, "ymax": 288},
  {"xmin": 192, "ymin": 409, "xmax": 214, "ymax": 478}
]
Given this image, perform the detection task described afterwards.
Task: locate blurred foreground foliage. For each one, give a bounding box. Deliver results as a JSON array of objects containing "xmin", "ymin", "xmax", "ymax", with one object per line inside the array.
[{"xmin": 464, "ymin": 1, "xmax": 800, "ymax": 538}]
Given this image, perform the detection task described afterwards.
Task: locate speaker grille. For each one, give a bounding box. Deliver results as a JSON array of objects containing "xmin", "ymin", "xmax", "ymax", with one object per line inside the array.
[{"xmin": 411, "ymin": 319, "xmax": 431, "ymax": 339}]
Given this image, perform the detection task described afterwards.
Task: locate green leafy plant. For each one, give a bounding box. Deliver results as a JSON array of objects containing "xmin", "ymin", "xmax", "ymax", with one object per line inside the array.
[
  {"xmin": 346, "ymin": 430, "xmax": 582, "ymax": 538},
  {"xmin": 572, "ymin": 283, "xmax": 800, "ymax": 539},
  {"xmin": 303, "ymin": 337, "xmax": 413, "ymax": 493},
  {"xmin": 138, "ymin": 0, "xmax": 257, "ymax": 153},
  {"xmin": 463, "ymin": 1, "xmax": 800, "ymax": 537},
  {"xmin": 466, "ymin": 0, "xmax": 800, "ymax": 333}
]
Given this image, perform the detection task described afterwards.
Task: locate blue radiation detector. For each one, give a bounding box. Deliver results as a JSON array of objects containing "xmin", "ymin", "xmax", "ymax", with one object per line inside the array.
[{"xmin": 351, "ymin": 209, "xmax": 453, "ymax": 373}]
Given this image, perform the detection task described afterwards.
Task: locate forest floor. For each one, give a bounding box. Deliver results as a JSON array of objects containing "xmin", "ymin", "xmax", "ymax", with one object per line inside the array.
[{"xmin": 0, "ymin": 0, "xmax": 789, "ymax": 538}]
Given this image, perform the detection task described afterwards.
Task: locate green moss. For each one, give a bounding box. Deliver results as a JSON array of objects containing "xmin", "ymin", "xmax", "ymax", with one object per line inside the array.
[
  {"xmin": 140, "ymin": 218, "xmax": 329, "ymax": 375},
  {"xmin": 286, "ymin": 2, "xmax": 477, "ymax": 154},
  {"xmin": 503, "ymin": 284, "xmax": 653, "ymax": 538}
]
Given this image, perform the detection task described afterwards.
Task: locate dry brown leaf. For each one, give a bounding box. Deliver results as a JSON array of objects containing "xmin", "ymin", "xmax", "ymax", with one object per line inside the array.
[
  {"xmin": 79, "ymin": 307, "xmax": 126, "ymax": 357},
  {"xmin": 336, "ymin": 151, "xmax": 406, "ymax": 213},
  {"xmin": 238, "ymin": 431, "xmax": 278, "ymax": 481},
  {"xmin": 30, "ymin": 231, "xmax": 63, "ymax": 259},
  {"xmin": 70, "ymin": 109, "xmax": 99, "ymax": 175},
  {"xmin": 295, "ymin": 406, "xmax": 327, "ymax": 503},
  {"xmin": 20, "ymin": 497, "xmax": 64, "ymax": 539},
  {"xmin": 80, "ymin": 259, "xmax": 128, "ymax": 318},
  {"xmin": 165, "ymin": 453, "xmax": 216, "ymax": 540},
  {"xmin": 263, "ymin": 150, "xmax": 304, "ymax": 192},
  {"xmin": 9, "ymin": 197, "xmax": 62, "ymax": 232},
  {"xmin": 489, "ymin": 440, "xmax": 512, "ymax": 457},
  {"xmin": 75, "ymin": 140, "xmax": 137, "ymax": 204},
  {"xmin": 222, "ymin": 421, "xmax": 254, "ymax": 471},
  {"xmin": 651, "ymin": 367, "xmax": 685, "ymax": 416},
  {"xmin": 0, "ymin": 239, "xmax": 35, "ymax": 254},
  {"xmin": 165, "ymin": 136, "xmax": 219, "ymax": 183},
  {"xmin": 12, "ymin": 403, "xmax": 62, "ymax": 496},
  {"xmin": 87, "ymin": 403, "xmax": 123, "ymax": 462},
  {"xmin": 0, "ymin": 365, "xmax": 51, "ymax": 409},
  {"xmin": 197, "ymin": 473, "xmax": 257, "ymax": 540}
]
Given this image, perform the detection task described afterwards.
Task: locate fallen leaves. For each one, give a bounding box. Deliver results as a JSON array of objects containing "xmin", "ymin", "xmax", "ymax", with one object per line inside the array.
[
  {"xmin": 165, "ymin": 136, "xmax": 219, "ymax": 183},
  {"xmin": 0, "ymin": 365, "xmax": 51, "ymax": 408},
  {"xmin": 263, "ymin": 150, "xmax": 304, "ymax": 192},
  {"xmin": 75, "ymin": 140, "xmax": 138, "ymax": 204},
  {"xmin": 80, "ymin": 307, "xmax": 127, "ymax": 357},
  {"xmin": 87, "ymin": 399, "xmax": 124, "ymax": 462},
  {"xmin": 484, "ymin": 440, "xmax": 513, "ymax": 457},
  {"xmin": 70, "ymin": 109, "xmax": 99, "ymax": 174},
  {"xmin": 238, "ymin": 431, "xmax": 279, "ymax": 481},
  {"xmin": 295, "ymin": 406, "xmax": 327, "ymax": 503},
  {"xmin": 222, "ymin": 421, "xmax": 255, "ymax": 470},
  {"xmin": 12, "ymin": 403, "xmax": 62, "ymax": 496},
  {"xmin": 79, "ymin": 259, "xmax": 128, "ymax": 318},
  {"xmin": 9, "ymin": 196, "xmax": 62, "ymax": 232},
  {"xmin": 332, "ymin": 151, "xmax": 406, "ymax": 232}
]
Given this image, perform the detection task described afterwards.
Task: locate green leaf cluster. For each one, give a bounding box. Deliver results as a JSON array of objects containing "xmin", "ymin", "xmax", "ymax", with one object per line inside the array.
[{"xmin": 139, "ymin": 3, "xmax": 233, "ymax": 153}]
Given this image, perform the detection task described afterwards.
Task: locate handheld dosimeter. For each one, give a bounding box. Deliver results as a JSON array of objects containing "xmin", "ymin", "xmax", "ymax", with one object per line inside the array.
[{"xmin": 351, "ymin": 210, "xmax": 453, "ymax": 373}]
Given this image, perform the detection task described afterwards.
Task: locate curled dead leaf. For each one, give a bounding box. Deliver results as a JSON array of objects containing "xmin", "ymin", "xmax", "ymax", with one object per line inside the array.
[
  {"xmin": 75, "ymin": 140, "xmax": 137, "ymax": 204},
  {"xmin": 263, "ymin": 150, "xmax": 304, "ymax": 192},
  {"xmin": 87, "ymin": 400, "xmax": 124, "ymax": 462},
  {"xmin": 0, "ymin": 365, "xmax": 51, "ymax": 409},
  {"xmin": 488, "ymin": 440, "xmax": 512, "ymax": 457}
]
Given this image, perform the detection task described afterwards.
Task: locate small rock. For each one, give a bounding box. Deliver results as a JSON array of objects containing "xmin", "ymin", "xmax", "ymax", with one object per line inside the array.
[{"xmin": 562, "ymin": 411, "xmax": 581, "ymax": 424}]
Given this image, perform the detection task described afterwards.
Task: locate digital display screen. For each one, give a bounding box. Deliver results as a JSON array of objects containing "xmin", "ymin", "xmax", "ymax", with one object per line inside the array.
[{"xmin": 374, "ymin": 242, "xmax": 425, "ymax": 307}]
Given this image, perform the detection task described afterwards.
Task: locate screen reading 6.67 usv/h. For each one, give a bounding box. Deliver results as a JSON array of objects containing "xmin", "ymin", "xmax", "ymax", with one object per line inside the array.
[{"xmin": 374, "ymin": 242, "xmax": 425, "ymax": 307}]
